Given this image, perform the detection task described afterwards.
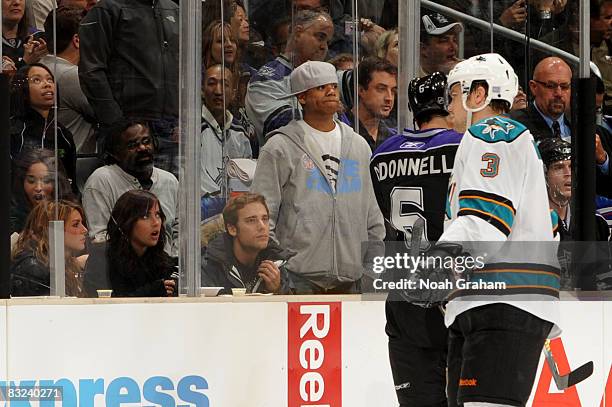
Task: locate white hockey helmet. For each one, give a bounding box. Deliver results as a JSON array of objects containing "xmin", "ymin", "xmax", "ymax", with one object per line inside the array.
[{"xmin": 446, "ymin": 53, "xmax": 518, "ymax": 114}]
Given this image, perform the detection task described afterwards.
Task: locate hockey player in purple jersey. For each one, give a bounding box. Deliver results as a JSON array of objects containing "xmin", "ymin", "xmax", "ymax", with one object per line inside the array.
[{"xmin": 370, "ymin": 72, "xmax": 462, "ymax": 407}]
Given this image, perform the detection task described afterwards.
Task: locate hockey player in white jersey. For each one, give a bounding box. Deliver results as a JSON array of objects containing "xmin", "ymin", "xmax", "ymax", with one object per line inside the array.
[{"xmin": 432, "ymin": 54, "xmax": 561, "ymax": 406}]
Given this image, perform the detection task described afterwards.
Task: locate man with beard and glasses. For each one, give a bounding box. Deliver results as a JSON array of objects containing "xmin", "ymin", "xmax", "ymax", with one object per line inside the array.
[
  {"xmin": 340, "ymin": 57, "xmax": 397, "ymax": 151},
  {"xmin": 82, "ymin": 119, "xmax": 179, "ymax": 255}
]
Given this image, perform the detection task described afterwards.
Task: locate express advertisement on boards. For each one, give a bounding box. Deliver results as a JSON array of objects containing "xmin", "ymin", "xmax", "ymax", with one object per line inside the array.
[{"xmin": 0, "ymin": 375, "xmax": 209, "ymax": 406}]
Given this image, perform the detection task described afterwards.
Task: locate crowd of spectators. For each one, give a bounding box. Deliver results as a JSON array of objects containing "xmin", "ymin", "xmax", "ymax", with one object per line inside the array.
[{"xmin": 4, "ymin": 0, "xmax": 612, "ymax": 298}]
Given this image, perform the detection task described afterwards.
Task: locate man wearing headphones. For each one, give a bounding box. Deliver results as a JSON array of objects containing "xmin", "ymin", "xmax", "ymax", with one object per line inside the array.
[{"xmin": 82, "ymin": 119, "xmax": 179, "ymax": 255}]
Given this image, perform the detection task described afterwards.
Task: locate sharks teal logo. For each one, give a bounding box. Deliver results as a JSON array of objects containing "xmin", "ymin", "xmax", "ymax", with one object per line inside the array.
[{"xmin": 476, "ymin": 118, "xmax": 515, "ymax": 140}]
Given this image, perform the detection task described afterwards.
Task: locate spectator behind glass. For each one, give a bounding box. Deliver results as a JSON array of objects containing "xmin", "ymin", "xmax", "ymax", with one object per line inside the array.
[
  {"xmin": 328, "ymin": 53, "xmax": 354, "ymax": 71},
  {"xmin": 78, "ymin": 0, "xmax": 180, "ymax": 176},
  {"xmin": 11, "ymin": 200, "xmax": 88, "ymax": 297},
  {"xmin": 509, "ymin": 57, "xmax": 573, "ymax": 142},
  {"xmin": 251, "ymin": 61, "xmax": 385, "ymax": 294},
  {"xmin": 592, "ymin": 0, "xmax": 612, "ymax": 110},
  {"xmin": 374, "ymin": 28, "xmax": 398, "ymax": 67},
  {"xmin": 339, "ymin": 57, "xmax": 397, "ymax": 151},
  {"xmin": 9, "ymin": 63, "xmax": 78, "ymax": 195},
  {"xmin": 230, "ymin": 0, "xmax": 250, "ymax": 52},
  {"xmin": 266, "ymin": 15, "xmax": 292, "ymax": 59},
  {"xmin": 83, "ymin": 190, "xmax": 176, "ymax": 298},
  {"xmin": 40, "ymin": 6, "xmax": 97, "ymax": 154},
  {"xmin": 2, "ymin": 0, "xmax": 47, "ymax": 72},
  {"xmin": 26, "ymin": 0, "xmax": 55, "ymax": 30},
  {"xmin": 11, "ymin": 148, "xmax": 74, "ymax": 234},
  {"xmin": 245, "ymin": 9, "xmax": 334, "ymax": 145},
  {"xmin": 60, "ymin": 0, "xmax": 97, "ymax": 12},
  {"xmin": 203, "ymin": 21, "xmax": 241, "ymax": 104},
  {"xmin": 510, "ymin": 86, "xmax": 528, "ymax": 112},
  {"xmin": 203, "ymin": 20, "xmax": 257, "ymax": 157},
  {"xmin": 201, "ymin": 64, "xmax": 251, "ymax": 208},
  {"xmin": 82, "ymin": 119, "xmax": 179, "ymax": 255},
  {"xmin": 419, "ymin": 13, "xmax": 462, "ymax": 76},
  {"xmin": 202, "ymin": 193, "xmax": 294, "ymax": 294}
]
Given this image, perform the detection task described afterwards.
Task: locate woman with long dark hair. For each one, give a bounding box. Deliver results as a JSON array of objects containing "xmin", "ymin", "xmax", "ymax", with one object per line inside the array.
[
  {"xmin": 9, "ymin": 63, "xmax": 78, "ymax": 195},
  {"xmin": 11, "ymin": 148, "xmax": 74, "ymax": 234},
  {"xmin": 11, "ymin": 200, "xmax": 88, "ymax": 297},
  {"xmin": 2, "ymin": 0, "xmax": 47, "ymax": 71},
  {"xmin": 84, "ymin": 190, "xmax": 176, "ymax": 297}
]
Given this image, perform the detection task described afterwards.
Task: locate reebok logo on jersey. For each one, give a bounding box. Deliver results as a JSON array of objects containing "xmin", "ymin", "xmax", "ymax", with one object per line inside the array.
[
  {"xmin": 459, "ymin": 378, "xmax": 478, "ymax": 387},
  {"xmin": 399, "ymin": 141, "xmax": 425, "ymax": 149}
]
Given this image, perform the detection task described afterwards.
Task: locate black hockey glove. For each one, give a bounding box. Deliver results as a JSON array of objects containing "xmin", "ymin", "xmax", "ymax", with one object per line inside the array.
[{"xmin": 399, "ymin": 242, "xmax": 471, "ymax": 307}]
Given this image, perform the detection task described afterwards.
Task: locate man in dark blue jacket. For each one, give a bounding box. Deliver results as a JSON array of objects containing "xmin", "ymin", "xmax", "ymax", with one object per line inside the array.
[{"xmin": 202, "ymin": 193, "xmax": 294, "ymax": 294}]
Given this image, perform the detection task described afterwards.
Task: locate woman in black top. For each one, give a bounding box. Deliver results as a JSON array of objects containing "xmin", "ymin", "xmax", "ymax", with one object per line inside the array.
[
  {"xmin": 84, "ymin": 190, "xmax": 177, "ymax": 297},
  {"xmin": 9, "ymin": 63, "xmax": 78, "ymax": 195}
]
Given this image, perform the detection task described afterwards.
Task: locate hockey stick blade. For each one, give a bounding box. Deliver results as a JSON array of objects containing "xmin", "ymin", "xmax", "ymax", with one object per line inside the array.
[
  {"xmin": 544, "ymin": 340, "xmax": 594, "ymax": 390},
  {"xmin": 567, "ymin": 361, "xmax": 593, "ymax": 388},
  {"xmin": 410, "ymin": 218, "xmax": 425, "ymax": 258}
]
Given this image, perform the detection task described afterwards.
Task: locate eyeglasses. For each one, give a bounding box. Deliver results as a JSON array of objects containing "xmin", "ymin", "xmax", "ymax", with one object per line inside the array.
[
  {"xmin": 125, "ymin": 137, "xmax": 153, "ymax": 151},
  {"xmin": 29, "ymin": 77, "xmax": 54, "ymax": 86},
  {"xmin": 533, "ymin": 80, "xmax": 571, "ymax": 91}
]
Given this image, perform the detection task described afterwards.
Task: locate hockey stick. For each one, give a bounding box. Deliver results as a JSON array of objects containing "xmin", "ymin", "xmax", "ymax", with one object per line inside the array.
[
  {"xmin": 543, "ymin": 339, "xmax": 593, "ymax": 390},
  {"xmin": 409, "ymin": 218, "xmax": 425, "ymax": 259}
]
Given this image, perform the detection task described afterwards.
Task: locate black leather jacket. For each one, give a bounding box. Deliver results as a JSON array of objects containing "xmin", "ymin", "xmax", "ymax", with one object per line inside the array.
[
  {"xmin": 78, "ymin": 0, "xmax": 179, "ymax": 125},
  {"xmin": 10, "ymin": 245, "xmax": 50, "ymax": 297}
]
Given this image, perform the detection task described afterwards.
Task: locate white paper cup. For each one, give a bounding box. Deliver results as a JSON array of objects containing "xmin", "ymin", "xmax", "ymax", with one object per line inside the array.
[
  {"xmin": 97, "ymin": 289, "xmax": 112, "ymax": 298},
  {"xmin": 231, "ymin": 288, "xmax": 246, "ymax": 296},
  {"xmin": 200, "ymin": 287, "xmax": 223, "ymax": 297}
]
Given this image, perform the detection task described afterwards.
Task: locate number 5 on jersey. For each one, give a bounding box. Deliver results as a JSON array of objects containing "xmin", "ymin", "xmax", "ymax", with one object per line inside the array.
[
  {"xmin": 481, "ymin": 153, "xmax": 500, "ymax": 178},
  {"xmin": 390, "ymin": 186, "xmax": 429, "ymax": 250}
]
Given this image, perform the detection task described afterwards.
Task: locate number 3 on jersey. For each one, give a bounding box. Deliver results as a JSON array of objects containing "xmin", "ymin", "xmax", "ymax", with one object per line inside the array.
[
  {"xmin": 481, "ymin": 152, "xmax": 500, "ymax": 177},
  {"xmin": 390, "ymin": 186, "xmax": 428, "ymax": 250}
]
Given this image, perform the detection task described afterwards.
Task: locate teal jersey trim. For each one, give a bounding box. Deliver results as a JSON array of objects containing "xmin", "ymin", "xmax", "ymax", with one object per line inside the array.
[
  {"xmin": 550, "ymin": 209, "xmax": 560, "ymax": 236},
  {"xmin": 468, "ymin": 116, "xmax": 527, "ymax": 143},
  {"xmin": 471, "ymin": 270, "xmax": 561, "ymax": 291},
  {"xmin": 459, "ymin": 196, "xmax": 515, "ymax": 231}
]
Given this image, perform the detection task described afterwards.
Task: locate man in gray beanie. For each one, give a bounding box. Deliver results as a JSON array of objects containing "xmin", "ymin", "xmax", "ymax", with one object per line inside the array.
[{"xmin": 251, "ymin": 60, "xmax": 385, "ymax": 293}]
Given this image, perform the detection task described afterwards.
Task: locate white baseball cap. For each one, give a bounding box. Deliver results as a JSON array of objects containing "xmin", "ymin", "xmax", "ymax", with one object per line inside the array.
[
  {"xmin": 282, "ymin": 60, "xmax": 338, "ymax": 98},
  {"xmin": 422, "ymin": 13, "xmax": 463, "ymax": 36}
]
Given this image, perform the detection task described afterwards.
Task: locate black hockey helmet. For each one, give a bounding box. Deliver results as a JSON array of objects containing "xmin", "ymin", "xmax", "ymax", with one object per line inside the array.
[
  {"xmin": 408, "ymin": 72, "xmax": 449, "ymax": 124},
  {"xmin": 538, "ymin": 138, "xmax": 572, "ymax": 169}
]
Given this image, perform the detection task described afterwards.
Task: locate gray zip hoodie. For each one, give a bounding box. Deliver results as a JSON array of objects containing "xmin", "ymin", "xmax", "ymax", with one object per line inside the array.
[{"xmin": 251, "ymin": 119, "xmax": 385, "ymax": 288}]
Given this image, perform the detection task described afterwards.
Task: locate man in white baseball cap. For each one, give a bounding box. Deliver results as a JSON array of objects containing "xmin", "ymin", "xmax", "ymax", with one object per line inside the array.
[{"xmin": 251, "ymin": 60, "xmax": 385, "ymax": 294}]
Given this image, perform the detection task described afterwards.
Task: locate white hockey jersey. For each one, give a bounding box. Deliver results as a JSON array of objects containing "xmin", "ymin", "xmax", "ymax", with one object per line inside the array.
[{"xmin": 441, "ymin": 115, "xmax": 561, "ymax": 337}]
